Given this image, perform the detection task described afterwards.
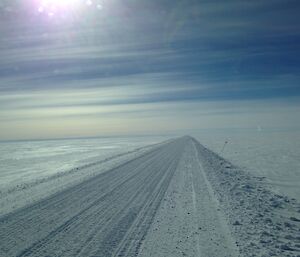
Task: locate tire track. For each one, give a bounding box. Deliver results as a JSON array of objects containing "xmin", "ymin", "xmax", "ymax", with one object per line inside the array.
[
  {"xmin": 74, "ymin": 144, "xmax": 182, "ymax": 257},
  {"xmin": 137, "ymin": 137, "xmax": 239, "ymax": 257},
  {"xmin": 0, "ymin": 138, "xmax": 186, "ymax": 257},
  {"xmin": 112, "ymin": 147, "xmax": 182, "ymax": 257},
  {"xmin": 29, "ymin": 148, "xmax": 173, "ymax": 257},
  {"xmin": 14, "ymin": 145, "xmax": 170, "ymax": 257}
]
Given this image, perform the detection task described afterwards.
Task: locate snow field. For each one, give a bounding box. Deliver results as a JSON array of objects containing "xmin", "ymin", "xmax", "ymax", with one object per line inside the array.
[{"xmin": 0, "ymin": 136, "xmax": 299, "ymax": 256}]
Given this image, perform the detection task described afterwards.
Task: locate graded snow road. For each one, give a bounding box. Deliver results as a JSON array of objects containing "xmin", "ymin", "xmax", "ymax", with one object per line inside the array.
[{"xmin": 1, "ymin": 137, "xmax": 299, "ymax": 257}]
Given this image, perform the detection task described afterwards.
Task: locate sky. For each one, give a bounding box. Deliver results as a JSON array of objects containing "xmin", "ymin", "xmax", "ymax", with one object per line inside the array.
[{"xmin": 0, "ymin": 0, "xmax": 300, "ymax": 140}]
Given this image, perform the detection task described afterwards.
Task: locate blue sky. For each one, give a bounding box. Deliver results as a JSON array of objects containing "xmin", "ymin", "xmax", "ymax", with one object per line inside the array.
[{"xmin": 0, "ymin": 0, "xmax": 300, "ymax": 140}]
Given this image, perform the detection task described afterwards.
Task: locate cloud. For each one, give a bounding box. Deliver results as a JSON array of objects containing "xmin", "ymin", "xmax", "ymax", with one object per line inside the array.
[{"xmin": 0, "ymin": 0, "xmax": 300, "ymax": 139}]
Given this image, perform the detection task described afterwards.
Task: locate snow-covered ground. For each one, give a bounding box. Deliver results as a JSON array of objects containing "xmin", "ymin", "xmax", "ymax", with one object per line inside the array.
[
  {"xmin": 0, "ymin": 136, "xmax": 165, "ymax": 190},
  {"xmin": 0, "ymin": 136, "xmax": 168, "ymax": 216},
  {"xmin": 0, "ymin": 134, "xmax": 300, "ymax": 257},
  {"xmin": 0, "ymin": 136, "xmax": 299, "ymax": 257},
  {"xmin": 194, "ymin": 130, "xmax": 300, "ymax": 201}
]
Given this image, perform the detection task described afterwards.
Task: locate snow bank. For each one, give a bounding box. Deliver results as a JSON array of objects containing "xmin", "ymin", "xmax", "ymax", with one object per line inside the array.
[
  {"xmin": 194, "ymin": 130, "xmax": 300, "ymax": 200},
  {"xmin": 194, "ymin": 139, "xmax": 300, "ymax": 256}
]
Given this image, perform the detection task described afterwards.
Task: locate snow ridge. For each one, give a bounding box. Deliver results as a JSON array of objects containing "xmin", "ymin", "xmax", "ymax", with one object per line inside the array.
[{"xmin": 194, "ymin": 138, "xmax": 300, "ymax": 256}]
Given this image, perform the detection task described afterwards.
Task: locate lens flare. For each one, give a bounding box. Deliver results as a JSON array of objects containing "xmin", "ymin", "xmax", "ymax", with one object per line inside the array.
[
  {"xmin": 35, "ymin": 0, "xmax": 83, "ymax": 16},
  {"xmin": 32, "ymin": 0, "xmax": 104, "ymax": 19},
  {"xmin": 36, "ymin": 0, "xmax": 102, "ymax": 15},
  {"xmin": 39, "ymin": 0, "xmax": 80, "ymax": 8}
]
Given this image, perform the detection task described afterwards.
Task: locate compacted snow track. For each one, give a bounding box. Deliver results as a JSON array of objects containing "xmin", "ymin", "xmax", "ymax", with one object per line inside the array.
[
  {"xmin": 1, "ymin": 136, "xmax": 299, "ymax": 257},
  {"xmin": 0, "ymin": 138, "xmax": 184, "ymax": 257},
  {"xmin": 138, "ymin": 138, "xmax": 239, "ymax": 257}
]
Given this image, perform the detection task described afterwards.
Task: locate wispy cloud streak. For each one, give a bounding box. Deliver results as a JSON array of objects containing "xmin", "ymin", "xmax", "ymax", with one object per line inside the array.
[{"xmin": 0, "ymin": 0, "xmax": 300, "ymax": 139}]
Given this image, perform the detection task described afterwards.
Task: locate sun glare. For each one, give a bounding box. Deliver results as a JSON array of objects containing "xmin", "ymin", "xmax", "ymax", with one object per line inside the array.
[
  {"xmin": 34, "ymin": 0, "xmax": 102, "ymax": 17},
  {"xmin": 38, "ymin": 0, "xmax": 79, "ymax": 9}
]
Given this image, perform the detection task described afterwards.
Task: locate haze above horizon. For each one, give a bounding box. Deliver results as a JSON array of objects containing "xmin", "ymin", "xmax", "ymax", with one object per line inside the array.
[{"xmin": 1, "ymin": 0, "xmax": 300, "ymax": 140}]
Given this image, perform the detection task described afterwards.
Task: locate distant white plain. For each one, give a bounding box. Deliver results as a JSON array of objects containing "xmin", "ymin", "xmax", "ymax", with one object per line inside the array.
[
  {"xmin": 195, "ymin": 130, "xmax": 300, "ymax": 201},
  {"xmin": 0, "ymin": 136, "xmax": 167, "ymax": 216}
]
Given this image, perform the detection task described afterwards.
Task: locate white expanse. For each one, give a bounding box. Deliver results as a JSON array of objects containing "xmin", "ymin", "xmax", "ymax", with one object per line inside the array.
[
  {"xmin": 194, "ymin": 130, "xmax": 300, "ymax": 201},
  {"xmin": 0, "ymin": 136, "xmax": 164, "ymax": 190},
  {"xmin": 0, "ymin": 136, "xmax": 168, "ymax": 216},
  {"xmin": 2, "ymin": 131, "xmax": 299, "ymax": 201},
  {"xmin": 0, "ymin": 136, "xmax": 299, "ymax": 257}
]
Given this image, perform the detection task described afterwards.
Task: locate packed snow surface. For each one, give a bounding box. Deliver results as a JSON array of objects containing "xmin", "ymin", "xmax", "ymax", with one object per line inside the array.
[{"xmin": 0, "ymin": 136, "xmax": 299, "ymax": 257}]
